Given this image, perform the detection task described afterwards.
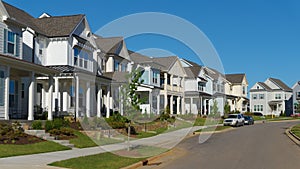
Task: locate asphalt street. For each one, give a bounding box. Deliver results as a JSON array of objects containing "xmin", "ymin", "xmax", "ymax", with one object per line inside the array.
[{"xmin": 159, "ymin": 121, "xmax": 300, "ymax": 169}]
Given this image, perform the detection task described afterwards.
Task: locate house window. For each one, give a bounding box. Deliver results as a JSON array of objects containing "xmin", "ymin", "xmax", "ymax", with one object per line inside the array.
[
  {"xmin": 4, "ymin": 29, "xmax": 19, "ymax": 56},
  {"xmin": 0, "ymin": 71, "xmax": 4, "ymax": 106},
  {"xmin": 74, "ymin": 48, "xmax": 79, "ymax": 66},
  {"xmin": 259, "ymin": 94, "xmax": 264, "ymax": 99},
  {"xmin": 243, "ymin": 86, "xmax": 246, "ymax": 95},
  {"xmin": 252, "ymin": 94, "xmax": 257, "ymax": 100},
  {"xmin": 114, "ymin": 61, "xmax": 119, "ymax": 71},
  {"xmin": 254, "ymin": 105, "xmax": 263, "ymax": 112},
  {"xmin": 121, "ymin": 64, "xmax": 127, "ymax": 72},
  {"xmin": 74, "ymin": 48, "xmax": 90, "ymax": 69},
  {"xmin": 198, "ymin": 82, "xmax": 204, "ymax": 91},
  {"xmin": 297, "ymin": 92, "xmax": 300, "ymax": 98},
  {"xmin": 275, "ymin": 94, "xmax": 282, "ymax": 100},
  {"xmin": 153, "ymin": 71, "xmax": 158, "ymax": 84},
  {"xmin": 83, "ymin": 52, "xmax": 88, "ymax": 69}
]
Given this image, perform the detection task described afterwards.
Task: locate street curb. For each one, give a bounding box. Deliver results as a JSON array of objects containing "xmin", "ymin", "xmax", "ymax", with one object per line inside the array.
[
  {"xmin": 285, "ymin": 126, "xmax": 300, "ymax": 146},
  {"xmin": 120, "ymin": 149, "xmax": 175, "ymax": 169},
  {"xmin": 191, "ymin": 127, "xmax": 235, "ymax": 135}
]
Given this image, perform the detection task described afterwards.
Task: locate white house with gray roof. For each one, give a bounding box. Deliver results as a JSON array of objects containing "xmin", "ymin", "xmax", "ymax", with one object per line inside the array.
[
  {"xmin": 0, "ymin": 1, "xmax": 112, "ymax": 120},
  {"xmin": 250, "ymin": 78, "xmax": 293, "ymax": 116}
]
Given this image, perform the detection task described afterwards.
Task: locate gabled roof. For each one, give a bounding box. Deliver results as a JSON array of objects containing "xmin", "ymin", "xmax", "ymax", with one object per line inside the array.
[
  {"xmin": 257, "ymin": 82, "xmax": 272, "ymax": 91},
  {"xmin": 129, "ymin": 50, "xmax": 152, "ymax": 63},
  {"xmin": 184, "ymin": 66, "xmax": 202, "ymax": 79},
  {"xmin": 152, "ymin": 56, "xmax": 178, "ymax": 72},
  {"xmin": 129, "ymin": 51, "xmax": 166, "ymax": 70},
  {"xmin": 2, "ymin": 1, "xmax": 44, "ymax": 33},
  {"xmin": 94, "ymin": 35, "xmax": 123, "ymax": 54},
  {"xmin": 3, "ymin": 1, "xmax": 84, "ymax": 37},
  {"xmin": 269, "ymin": 78, "xmax": 292, "ymax": 92},
  {"xmin": 35, "ymin": 14, "xmax": 84, "ymax": 37},
  {"xmin": 226, "ymin": 74, "xmax": 245, "ymax": 84}
]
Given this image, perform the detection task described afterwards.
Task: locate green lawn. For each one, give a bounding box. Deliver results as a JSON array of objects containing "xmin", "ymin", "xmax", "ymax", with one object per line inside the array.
[
  {"xmin": 291, "ymin": 124, "xmax": 300, "ymax": 138},
  {"xmin": 70, "ymin": 130, "xmax": 123, "ymax": 148},
  {"xmin": 194, "ymin": 117, "xmax": 223, "ymax": 126},
  {"xmin": 49, "ymin": 152, "xmax": 145, "ymax": 169},
  {"xmin": 0, "ymin": 141, "xmax": 70, "ymax": 158},
  {"xmin": 136, "ymin": 127, "xmax": 167, "ymax": 139},
  {"xmin": 195, "ymin": 126, "xmax": 232, "ymax": 133}
]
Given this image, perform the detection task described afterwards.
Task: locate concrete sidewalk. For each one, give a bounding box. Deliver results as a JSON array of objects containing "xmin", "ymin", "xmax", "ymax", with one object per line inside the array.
[{"xmin": 0, "ymin": 126, "xmax": 208, "ymax": 169}]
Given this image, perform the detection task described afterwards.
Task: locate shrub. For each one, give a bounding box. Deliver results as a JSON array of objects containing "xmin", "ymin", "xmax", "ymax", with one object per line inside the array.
[
  {"xmin": 45, "ymin": 120, "xmax": 53, "ymax": 132},
  {"xmin": 105, "ymin": 112, "xmax": 129, "ymax": 129},
  {"xmin": 49, "ymin": 128, "xmax": 74, "ymax": 136},
  {"xmin": 31, "ymin": 120, "xmax": 43, "ymax": 130}
]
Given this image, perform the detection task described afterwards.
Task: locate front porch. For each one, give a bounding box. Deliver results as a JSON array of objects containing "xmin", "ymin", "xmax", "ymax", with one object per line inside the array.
[{"xmin": 0, "ymin": 54, "xmax": 58, "ymax": 120}]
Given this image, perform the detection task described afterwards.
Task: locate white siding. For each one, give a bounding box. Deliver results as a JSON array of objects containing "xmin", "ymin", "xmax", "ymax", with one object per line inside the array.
[{"xmin": 45, "ymin": 40, "xmax": 69, "ymax": 66}]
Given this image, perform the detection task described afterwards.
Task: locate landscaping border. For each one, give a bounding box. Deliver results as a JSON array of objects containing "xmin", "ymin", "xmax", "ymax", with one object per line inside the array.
[{"xmin": 285, "ymin": 126, "xmax": 300, "ymax": 146}]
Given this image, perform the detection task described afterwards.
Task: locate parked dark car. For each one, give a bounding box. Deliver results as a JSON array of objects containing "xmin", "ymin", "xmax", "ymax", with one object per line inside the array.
[{"xmin": 244, "ymin": 116, "xmax": 254, "ymax": 125}]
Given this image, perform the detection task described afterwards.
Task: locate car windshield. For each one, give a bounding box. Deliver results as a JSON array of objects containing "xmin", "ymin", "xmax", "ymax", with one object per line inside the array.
[
  {"xmin": 244, "ymin": 116, "xmax": 250, "ymax": 120},
  {"xmin": 228, "ymin": 115, "xmax": 237, "ymax": 119}
]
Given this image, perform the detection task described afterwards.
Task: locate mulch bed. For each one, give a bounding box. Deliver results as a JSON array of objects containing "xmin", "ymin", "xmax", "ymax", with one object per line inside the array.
[{"xmin": 0, "ymin": 134, "xmax": 45, "ymax": 145}]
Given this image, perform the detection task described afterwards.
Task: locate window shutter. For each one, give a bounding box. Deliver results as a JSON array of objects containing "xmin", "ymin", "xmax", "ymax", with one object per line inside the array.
[
  {"xmin": 3, "ymin": 29, "xmax": 7, "ymax": 53},
  {"xmin": 15, "ymin": 34, "xmax": 20, "ymax": 57}
]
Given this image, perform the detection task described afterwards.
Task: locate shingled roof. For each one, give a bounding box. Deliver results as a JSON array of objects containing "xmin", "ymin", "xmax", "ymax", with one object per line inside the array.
[
  {"xmin": 257, "ymin": 82, "xmax": 272, "ymax": 91},
  {"xmin": 2, "ymin": 1, "xmax": 44, "ymax": 33},
  {"xmin": 269, "ymin": 78, "xmax": 292, "ymax": 92},
  {"xmin": 184, "ymin": 66, "xmax": 202, "ymax": 79},
  {"xmin": 226, "ymin": 74, "xmax": 245, "ymax": 84},
  {"xmin": 35, "ymin": 14, "xmax": 84, "ymax": 37},
  {"xmin": 94, "ymin": 35, "xmax": 123, "ymax": 54},
  {"xmin": 2, "ymin": 1, "xmax": 84, "ymax": 37},
  {"xmin": 152, "ymin": 56, "xmax": 178, "ymax": 72}
]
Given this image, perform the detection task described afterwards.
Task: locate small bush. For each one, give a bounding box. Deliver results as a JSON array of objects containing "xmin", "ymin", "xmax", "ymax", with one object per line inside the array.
[
  {"xmin": 45, "ymin": 120, "xmax": 53, "ymax": 132},
  {"xmin": 31, "ymin": 121, "xmax": 43, "ymax": 130}
]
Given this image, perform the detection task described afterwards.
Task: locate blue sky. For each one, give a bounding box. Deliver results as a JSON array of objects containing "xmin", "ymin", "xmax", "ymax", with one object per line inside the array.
[{"xmin": 4, "ymin": 0, "xmax": 300, "ymax": 89}]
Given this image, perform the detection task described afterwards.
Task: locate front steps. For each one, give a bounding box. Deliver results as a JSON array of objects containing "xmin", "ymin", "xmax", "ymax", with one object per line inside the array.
[{"xmin": 25, "ymin": 130, "xmax": 74, "ymax": 148}]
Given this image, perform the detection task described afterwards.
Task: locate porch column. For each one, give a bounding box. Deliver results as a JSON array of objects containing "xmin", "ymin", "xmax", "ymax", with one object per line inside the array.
[
  {"xmin": 28, "ymin": 72, "xmax": 35, "ymax": 120},
  {"xmin": 48, "ymin": 76, "xmax": 54, "ymax": 120},
  {"xmin": 86, "ymin": 81, "xmax": 91, "ymax": 117},
  {"xmin": 97, "ymin": 85, "xmax": 102, "ymax": 117},
  {"xmin": 182, "ymin": 96, "xmax": 185, "ymax": 115},
  {"xmin": 164, "ymin": 93, "xmax": 168, "ymax": 109},
  {"xmin": 157, "ymin": 95, "xmax": 160, "ymax": 114},
  {"xmin": 177, "ymin": 96, "xmax": 180, "ymax": 115},
  {"xmin": 75, "ymin": 76, "xmax": 80, "ymax": 118},
  {"xmin": 149, "ymin": 91, "xmax": 153, "ymax": 114},
  {"xmin": 106, "ymin": 86, "xmax": 110, "ymax": 118},
  {"xmin": 4, "ymin": 66, "xmax": 10, "ymax": 120},
  {"xmin": 170, "ymin": 95, "xmax": 174, "ymax": 114},
  {"xmin": 200, "ymin": 96, "xmax": 203, "ymax": 115},
  {"xmin": 190, "ymin": 97, "xmax": 193, "ymax": 114}
]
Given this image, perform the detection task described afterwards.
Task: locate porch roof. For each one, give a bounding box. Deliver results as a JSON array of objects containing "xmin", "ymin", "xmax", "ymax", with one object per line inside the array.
[{"xmin": 0, "ymin": 54, "xmax": 58, "ymax": 76}]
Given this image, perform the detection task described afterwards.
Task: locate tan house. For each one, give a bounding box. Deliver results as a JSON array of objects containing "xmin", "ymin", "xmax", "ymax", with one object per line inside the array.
[{"xmin": 225, "ymin": 74, "xmax": 249, "ymax": 113}]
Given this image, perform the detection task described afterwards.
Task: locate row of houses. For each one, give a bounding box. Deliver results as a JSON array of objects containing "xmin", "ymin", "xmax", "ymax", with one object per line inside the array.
[{"xmin": 0, "ymin": 1, "xmax": 251, "ymax": 121}]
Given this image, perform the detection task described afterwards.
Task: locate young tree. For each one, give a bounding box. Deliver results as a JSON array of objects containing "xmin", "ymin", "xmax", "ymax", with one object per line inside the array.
[{"xmin": 210, "ymin": 99, "xmax": 219, "ymax": 117}]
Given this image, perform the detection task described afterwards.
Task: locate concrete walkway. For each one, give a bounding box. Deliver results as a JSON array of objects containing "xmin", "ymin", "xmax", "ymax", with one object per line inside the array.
[{"xmin": 0, "ymin": 126, "xmax": 209, "ymax": 169}]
